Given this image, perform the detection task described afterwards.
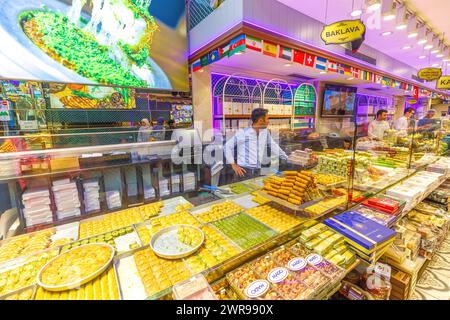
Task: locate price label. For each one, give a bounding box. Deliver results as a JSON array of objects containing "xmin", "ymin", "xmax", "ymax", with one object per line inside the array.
[
  {"xmin": 287, "ymin": 258, "xmax": 307, "ymax": 271},
  {"xmin": 267, "ymin": 267, "xmax": 289, "ymax": 283},
  {"xmin": 306, "ymin": 253, "xmax": 323, "ymax": 266},
  {"xmin": 245, "ymin": 280, "xmax": 270, "ymax": 298}
]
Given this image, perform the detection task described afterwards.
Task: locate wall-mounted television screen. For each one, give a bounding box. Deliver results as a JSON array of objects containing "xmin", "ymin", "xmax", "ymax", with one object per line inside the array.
[
  {"xmin": 321, "ymin": 84, "xmax": 357, "ymax": 117},
  {"xmin": 0, "ymin": 0, "xmax": 188, "ymax": 91}
]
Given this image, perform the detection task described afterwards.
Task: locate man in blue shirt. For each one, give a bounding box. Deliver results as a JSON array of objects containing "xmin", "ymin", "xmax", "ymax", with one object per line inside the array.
[
  {"xmin": 224, "ymin": 108, "xmax": 288, "ymax": 181},
  {"xmin": 417, "ymin": 109, "xmax": 440, "ymax": 132}
]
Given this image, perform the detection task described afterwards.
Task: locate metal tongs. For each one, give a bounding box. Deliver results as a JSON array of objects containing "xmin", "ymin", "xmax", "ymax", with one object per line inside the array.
[{"xmin": 200, "ymin": 184, "xmax": 233, "ymax": 195}]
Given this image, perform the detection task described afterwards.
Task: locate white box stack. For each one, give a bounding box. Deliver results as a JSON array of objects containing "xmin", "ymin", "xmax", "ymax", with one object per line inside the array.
[
  {"xmin": 83, "ymin": 180, "xmax": 101, "ymax": 213},
  {"xmin": 106, "ymin": 190, "xmax": 122, "ymax": 209},
  {"xmin": 159, "ymin": 178, "xmax": 170, "ymax": 197},
  {"xmin": 0, "ymin": 159, "xmax": 20, "ymax": 177},
  {"xmin": 172, "ymin": 174, "xmax": 181, "ymax": 193},
  {"xmin": 52, "ymin": 179, "xmax": 81, "ymax": 220},
  {"xmin": 144, "ymin": 186, "xmax": 156, "ymax": 200},
  {"xmin": 184, "ymin": 172, "xmax": 196, "ymax": 192},
  {"xmin": 22, "ymin": 188, "xmax": 53, "ymax": 226}
]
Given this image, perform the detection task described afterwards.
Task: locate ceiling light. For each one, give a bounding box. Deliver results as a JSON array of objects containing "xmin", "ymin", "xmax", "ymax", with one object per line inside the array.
[
  {"xmin": 417, "ymin": 26, "xmax": 428, "ymax": 44},
  {"xmin": 431, "ymin": 49, "xmax": 440, "ymax": 54},
  {"xmin": 407, "ymin": 19, "xmax": 419, "ymax": 38},
  {"xmin": 432, "ymin": 63, "xmax": 440, "ymax": 67},
  {"xmin": 351, "ymin": 9, "xmax": 362, "ymax": 17},
  {"xmin": 402, "ymin": 45, "xmax": 412, "ymax": 50},
  {"xmin": 444, "ymin": 58, "xmax": 450, "ymax": 62},
  {"xmin": 319, "ymin": 71, "xmax": 327, "ymax": 74},
  {"xmin": 366, "ymin": 0, "xmax": 381, "ymax": 12},
  {"xmin": 394, "ymin": 5, "xmax": 408, "ymax": 30},
  {"xmin": 437, "ymin": 53, "xmax": 445, "ymax": 58},
  {"xmin": 283, "ymin": 63, "xmax": 292, "ymax": 67},
  {"xmin": 424, "ymin": 44, "xmax": 433, "ymax": 50},
  {"xmin": 347, "ymin": 77, "xmax": 354, "ymax": 80},
  {"xmin": 235, "ymin": 51, "xmax": 243, "ymax": 55},
  {"xmin": 419, "ymin": 55, "xmax": 426, "ymax": 59},
  {"xmin": 381, "ymin": 31, "xmax": 393, "ymax": 36},
  {"xmin": 381, "ymin": 0, "xmax": 396, "ymax": 21}
]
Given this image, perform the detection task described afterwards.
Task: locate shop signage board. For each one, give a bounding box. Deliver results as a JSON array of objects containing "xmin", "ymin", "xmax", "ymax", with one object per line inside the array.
[
  {"xmin": 321, "ymin": 20, "xmax": 366, "ymax": 52},
  {"xmin": 0, "ymin": 100, "xmax": 11, "ymax": 121},
  {"xmin": 418, "ymin": 68, "xmax": 442, "ymax": 81},
  {"xmin": 436, "ymin": 76, "xmax": 450, "ymax": 89}
]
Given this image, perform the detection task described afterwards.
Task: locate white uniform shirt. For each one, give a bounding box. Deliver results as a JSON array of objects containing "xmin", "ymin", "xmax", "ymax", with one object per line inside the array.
[
  {"xmin": 394, "ymin": 116, "xmax": 408, "ymax": 131},
  {"xmin": 224, "ymin": 128, "xmax": 287, "ymax": 169},
  {"xmin": 368, "ymin": 120, "xmax": 390, "ymax": 140}
]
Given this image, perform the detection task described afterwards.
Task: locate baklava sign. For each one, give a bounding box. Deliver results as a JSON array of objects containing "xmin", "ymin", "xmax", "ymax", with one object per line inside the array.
[
  {"xmin": 321, "ymin": 20, "xmax": 366, "ymax": 52},
  {"xmin": 436, "ymin": 76, "xmax": 450, "ymax": 89}
]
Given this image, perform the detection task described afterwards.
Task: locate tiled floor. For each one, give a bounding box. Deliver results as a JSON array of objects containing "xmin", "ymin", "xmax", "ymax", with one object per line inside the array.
[{"xmin": 412, "ymin": 237, "xmax": 450, "ymax": 300}]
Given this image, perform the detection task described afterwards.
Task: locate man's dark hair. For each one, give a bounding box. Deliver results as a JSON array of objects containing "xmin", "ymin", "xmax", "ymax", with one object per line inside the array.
[
  {"xmin": 376, "ymin": 109, "xmax": 388, "ymax": 119},
  {"xmin": 404, "ymin": 107, "xmax": 414, "ymax": 115},
  {"xmin": 251, "ymin": 108, "xmax": 268, "ymax": 123}
]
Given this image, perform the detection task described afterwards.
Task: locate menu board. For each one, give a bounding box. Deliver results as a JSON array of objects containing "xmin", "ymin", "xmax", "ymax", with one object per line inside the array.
[{"xmin": 49, "ymin": 83, "xmax": 136, "ymax": 109}]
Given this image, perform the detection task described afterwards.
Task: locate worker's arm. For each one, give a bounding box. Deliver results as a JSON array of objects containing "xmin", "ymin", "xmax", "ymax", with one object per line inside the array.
[
  {"xmin": 224, "ymin": 131, "xmax": 246, "ymax": 177},
  {"xmin": 268, "ymin": 132, "xmax": 288, "ymax": 160},
  {"xmin": 367, "ymin": 122, "xmax": 377, "ymax": 139}
]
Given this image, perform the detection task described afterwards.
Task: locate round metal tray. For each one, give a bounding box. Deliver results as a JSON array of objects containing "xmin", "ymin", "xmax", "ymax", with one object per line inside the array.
[
  {"xmin": 36, "ymin": 243, "xmax": 115, "ymax": 292},
  {"xmin": 150, "ymin": 224, "xmax": 204, "ymax": 260}
]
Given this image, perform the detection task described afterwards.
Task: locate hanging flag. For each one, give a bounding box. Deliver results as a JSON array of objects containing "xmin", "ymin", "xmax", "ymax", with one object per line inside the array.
[
  {"xmin": 192, "ymin": 60, "xmax": 202, "ymax": 72},
  {"xmin": 381, "ymin": 77, "xmax": 390, "ymax": 86},
  {"xmin": 392, "ymin": 79, "xmax": 397, "ymax": 88},
  {"xmin": 315, "ymin": 56, "xmax": 327, "ymax": 71},
  {"xmin": 375, "ymin": 74, "xmax": 382, "ymax": 84},
  {"xmin": 304, "ymin": 53, "xmax": 316, "ymax": 67},
  {"xmin": 200, "ymin": 54, "xmax": 209, "ymax": 67},
  {"xmin": 327, "ymin": 60, "xmax": 338, "ymax": 73},
  {"xmin": 342, "ymin": 64, "xmax": 352, "ymax": 76},
  {"xmin": 228, "ymin": 35, "xmax": 246, "ymax": 57},
  {"xmin": 413, "ymin": 86, "xmax": 419, "ymax": 99},
  {"xmin": 279, "ymin": 46, "xmax": 293, "ymax": 61},
  {"xmin": 293, "ymin": 50, "xmax": 306, "ymax": 64},
  {"xmin": 370, "ymin": 73, "xmax": 376, "ymax": 82},
  {"xmin": 246, "ymin": 36, "xmax": 262, "ymax": 52},
  {"xmin": 208, "ymin": 49, "xmax": 220, "ymax": 64},
  {"xmin": 407, "ymin": 84, "xmax": 412, "ymax": 91},
  {"xmin": 263, "ymin": 41, "xmax": 278, "ymax": 57},
  {"xmin": 220, "ymin": 44, "xmax": 230, "ymax": 58},
  {"xmin": 351, "ymin": 67, "xmax": 360, "ymax": 79},
  {"xmin": 401, "ymin": 82, "xmax": 407, "ymax": 90}
]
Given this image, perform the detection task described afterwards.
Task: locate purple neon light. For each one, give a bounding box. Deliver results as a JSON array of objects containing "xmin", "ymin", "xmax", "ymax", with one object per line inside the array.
[{"xmin": 211, "ymin": 72, "xmax": 301, "ymax": 88}]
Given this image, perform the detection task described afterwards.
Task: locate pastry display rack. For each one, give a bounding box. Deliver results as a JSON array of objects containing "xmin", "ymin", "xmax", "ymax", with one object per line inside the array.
[{"xmin": 0, "ymin": 132, "xmax": 203, "ymax": 232}]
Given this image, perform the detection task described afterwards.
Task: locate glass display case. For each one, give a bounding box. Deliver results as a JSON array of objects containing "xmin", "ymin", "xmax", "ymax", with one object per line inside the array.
[{"xmin": 0, "ymin": 115, "xmax": 449, "ymax": 300}]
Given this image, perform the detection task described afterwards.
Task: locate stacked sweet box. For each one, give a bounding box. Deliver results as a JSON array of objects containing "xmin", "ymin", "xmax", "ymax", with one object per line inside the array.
[
  {"xmin": 106, "ymin": 191, "xmax": 122, "ymax": 210},
  {"xmin": 183, "ymin": 172, "xmax": 196, "ymax": 192},
  {"xmin": 52, "ymin": 179, "xmax": 81, "ymax": 220},
  {"xmin": 171, "ymin": 174, "xmax": 181, "ymax": 193},
  {"xmin": 83, "ymin": 180, "xmax": 100, "ymax": 213},
  {"xmin": 159, "ymin": 178, "xmax": 170, "ymax": 197},
  {"xmin": 0, "ymin": 159, "xmax": 20, "ymax": 177},
  {"xmin": 22, "ymin": 188, "xmax": 53, "ymax": 226},
  {"xmin": 324, "ymin": 211, "xmax": 396, "ymax": 264}
]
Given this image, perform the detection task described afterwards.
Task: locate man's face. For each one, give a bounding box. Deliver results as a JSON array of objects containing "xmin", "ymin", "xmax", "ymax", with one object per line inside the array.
[
  {"xmin": 427, "ymin": 112, "xmax": 435, "ymax": 119},
  {"xmin": 378, "ymin": 112, "xmax": 387, "ymax": 121},
  {"xmin": 255, "ymin": 115, "xmax": 269, "ymax": 129},
  {"xmin": 406, "ymin": 110, "xmax": 414, "ymax": 119}
]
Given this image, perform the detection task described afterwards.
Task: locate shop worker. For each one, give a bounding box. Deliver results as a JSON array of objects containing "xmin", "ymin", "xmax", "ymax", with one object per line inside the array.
[
  {"xmin": 137, "ymin": 118, "xmax": 151, "ymax": 142},
  {"xmin": 225, "ymin": 108, "xmax": 288, "ymax": 181},
  {"xmin": 150, "ymin": 117, "xmax": 166, "ymax": 141},
  {"xmin": 368, "ymin": 109, "xmax": 390, "ymax": 140},
  {"xmin": 417, "ymin": 109, "xmax": 440, "ymax": 132},
  {"xmin": 394, "ymin": 107, "xmax": 415, "ymax": 131}
]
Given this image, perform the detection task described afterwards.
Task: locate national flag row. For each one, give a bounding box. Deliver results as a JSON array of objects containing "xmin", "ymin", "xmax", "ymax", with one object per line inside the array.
[{"xmin": 192, "ymin": 34, "xmax": 422, "ymax": 96}]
